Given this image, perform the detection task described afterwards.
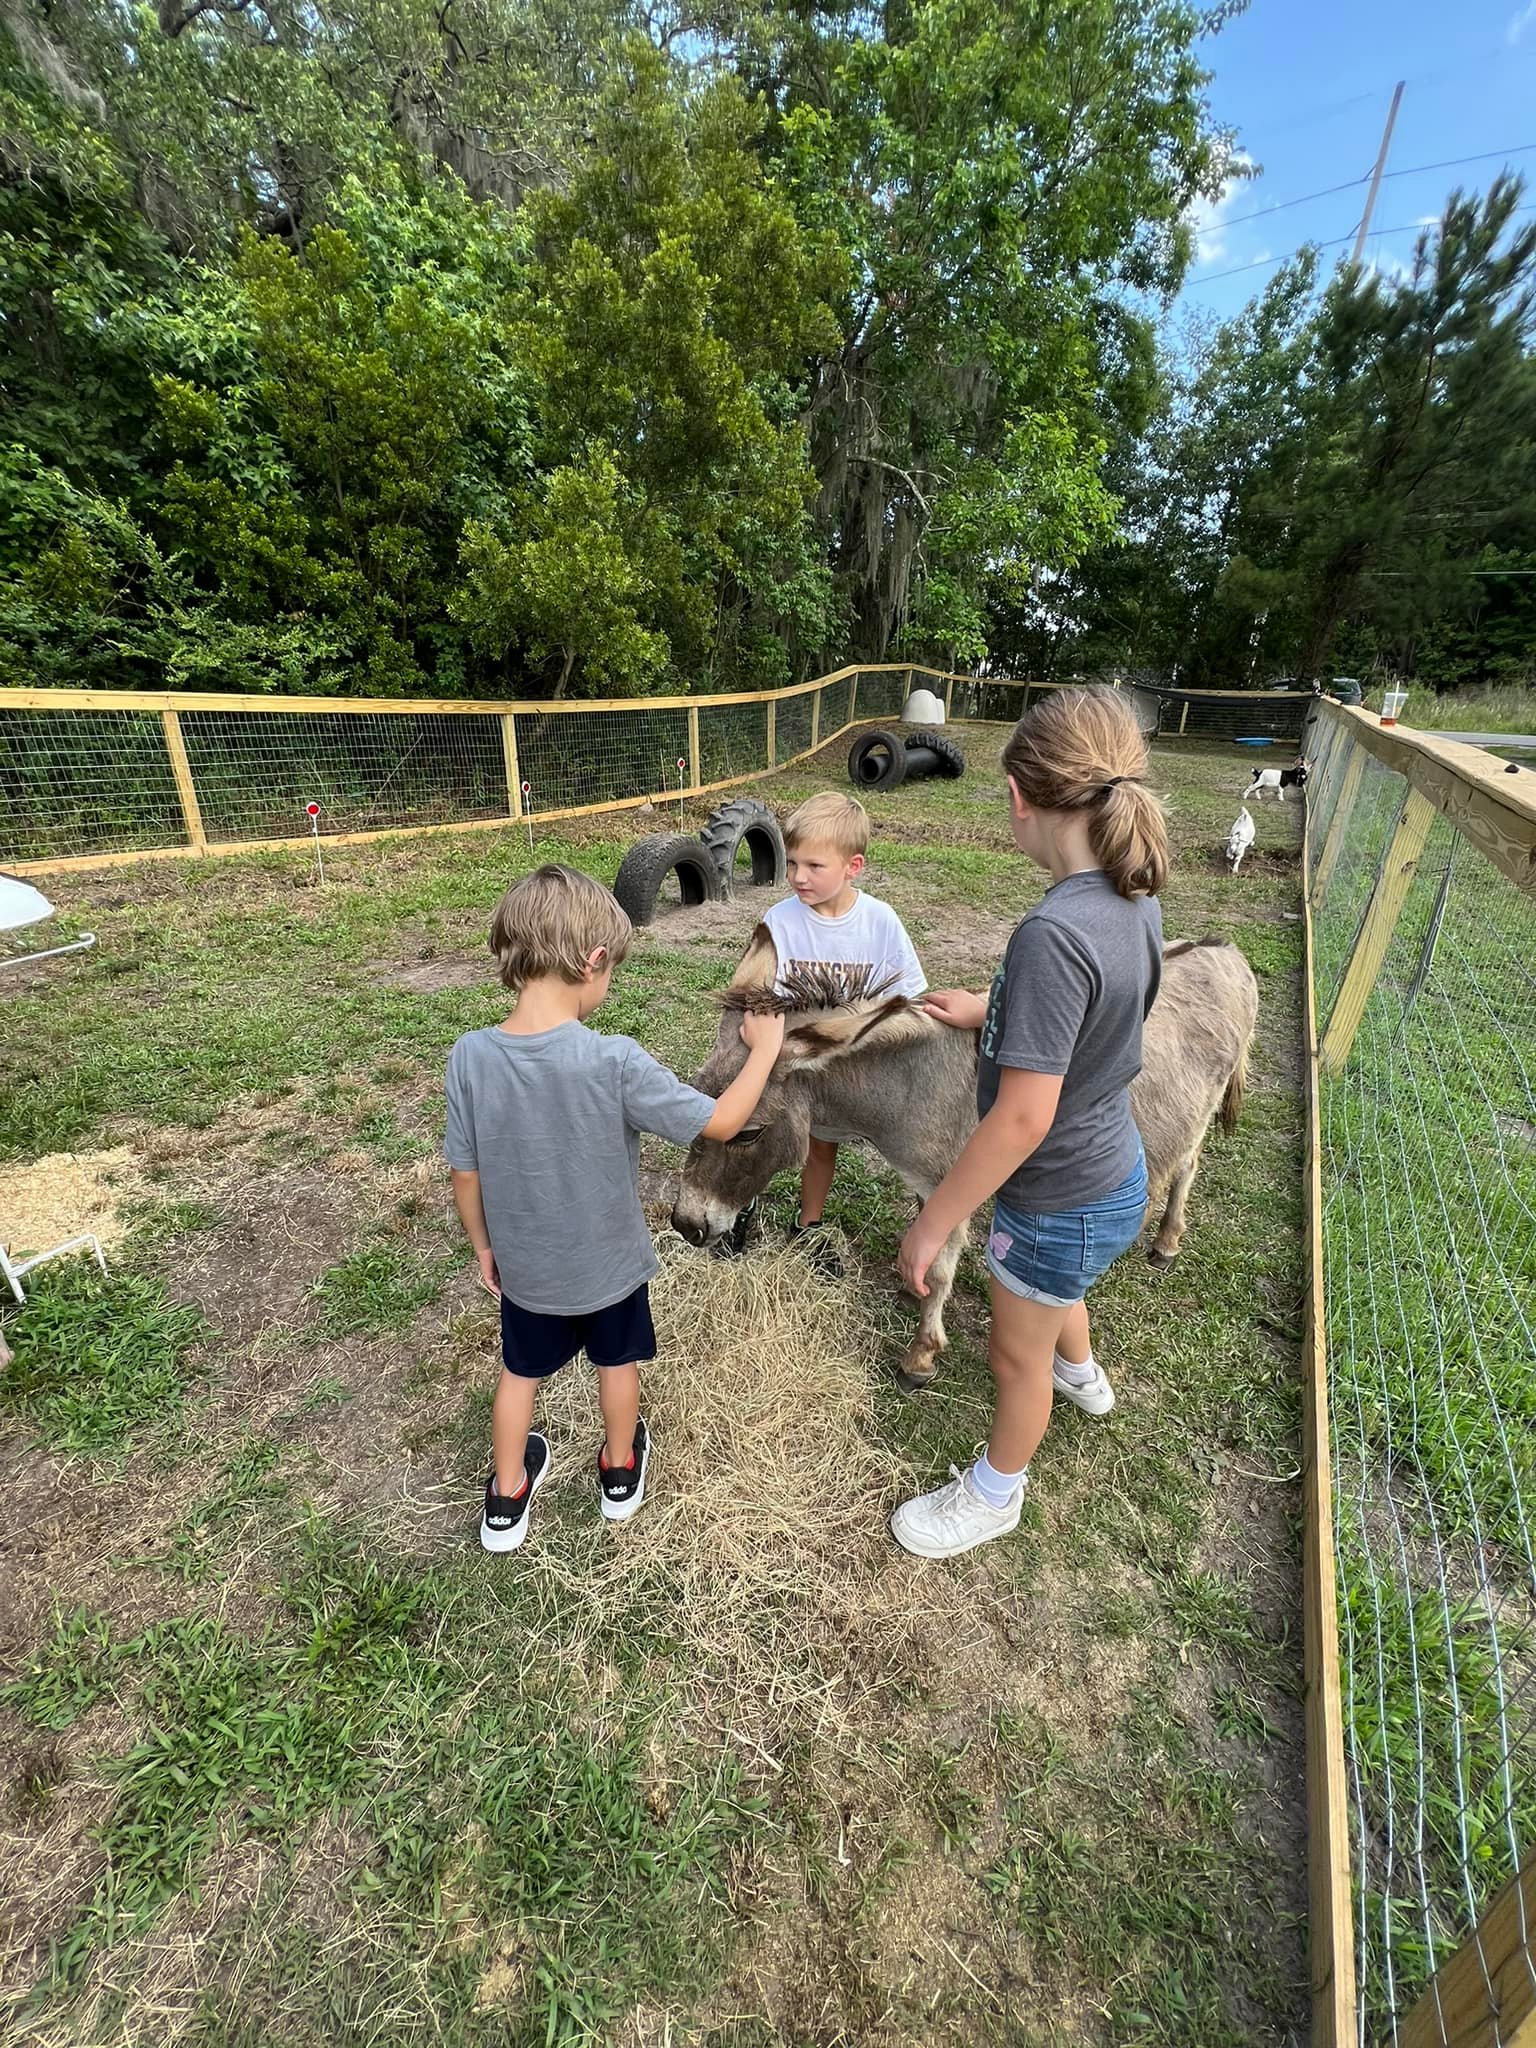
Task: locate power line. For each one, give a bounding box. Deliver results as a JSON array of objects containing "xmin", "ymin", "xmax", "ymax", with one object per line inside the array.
[
  {"xmin": 1199, "ymin": 142, "xmax": 1536, "ymax": 239},
  {"xmin": 1187, "ymin": 204, "xmax": 1536, "ymax": 287}
]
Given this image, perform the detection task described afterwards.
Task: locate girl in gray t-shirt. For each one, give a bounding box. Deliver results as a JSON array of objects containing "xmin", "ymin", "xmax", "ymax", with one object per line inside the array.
[{"xmin": 888, "ymin": 688, "xmax": 1169, "ymax": 1562}]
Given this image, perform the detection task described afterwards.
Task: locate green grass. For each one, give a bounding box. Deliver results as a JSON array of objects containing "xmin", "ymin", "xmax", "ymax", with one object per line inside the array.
[
  {"xmin": 0, "ymin": 1265, "xmax": 208, "ymax": 1455},
  {"xmin": 1400, "ymin": 681, "xmax": 1536, "ymax": 736},
  {"xmin": 0, "ymin": 725, "xmax": 1311, "ymax": 2046}
]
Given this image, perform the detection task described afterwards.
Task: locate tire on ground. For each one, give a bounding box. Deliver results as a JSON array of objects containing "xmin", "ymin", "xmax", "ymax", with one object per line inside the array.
[
  {"xmin": 847, "ymin": 729, "xmax": 909, "ymax": 791},
  {"xmin": 904, "ymin": 731, "xmax": 967, "ymax": 779},
  {"xmin": 699, "ymin": 796, "xmax": 787, "ymax": 891},
  {"xmin": 613, "ymin": 834, "xmax": 726, "ymax": 927}
]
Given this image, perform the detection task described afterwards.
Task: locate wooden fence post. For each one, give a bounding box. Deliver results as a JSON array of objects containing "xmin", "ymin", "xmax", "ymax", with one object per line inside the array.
[
  {"xmin": 501, "ymin": 714, "xmax": 523, "ymax": 820},
  {"xmin": 944, "ymin": 674, "xmax": 955, "ymax": 721},
  {"xmin": 160, "ymin": 711, "xmax": 207, "ymax": 854},
  {"xmin": 809, "ymin": 689, "xmax": 821, "ymax": 753},
  {"xmin": 1311, "ymin": 745, "xmax": 1367, "ymax": 907},
  {"xmin": 1318, "ymin": 786, "xmax": 1436, "ymax": 1075},
  {"xmin": 688, "ymin": 704, "xmax": 700, "ymax": 790},
  {"xmin": 765, "ymin": 698, "xmax": 776, "ymax": 769},
  {"xmin": 1178, "ymin": 701, "xmax": 1190, "ymax": 735},
  {"xmin": 1399, "ymin": 1856, "xmax": 1536, "ymax": 2048},
  {"xmin": 848, "ymin": 674, "xmax": 859, "ymax": 728},
  {"xmin": 1301, "ymin": 834, "xmax": 1359, "ymax": 2048}
]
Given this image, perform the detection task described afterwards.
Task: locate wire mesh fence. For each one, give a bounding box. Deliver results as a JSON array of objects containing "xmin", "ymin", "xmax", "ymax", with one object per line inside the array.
[
  {"xmin": 1305, "ymin": 709, "xmax": 1536, "ymax": 2047},
  {"xmin": 2, "ymin": 668, "xmax": 1317, "ymax": 872}
]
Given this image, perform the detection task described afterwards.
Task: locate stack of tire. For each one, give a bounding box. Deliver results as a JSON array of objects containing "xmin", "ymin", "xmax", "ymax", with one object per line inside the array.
[
  {"xmin": 847, "ymin": 727, "xmax": 967, "ymax": 791},
  {"xmin": 613, "ymin": 797, "xmax": 787, "ymax": 927}
]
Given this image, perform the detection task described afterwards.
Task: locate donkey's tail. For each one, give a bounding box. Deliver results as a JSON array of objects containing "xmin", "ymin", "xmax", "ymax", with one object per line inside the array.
[{"xmin": 1219, "ymin": 1044, "xmax": 1249, "ymax": 1134}]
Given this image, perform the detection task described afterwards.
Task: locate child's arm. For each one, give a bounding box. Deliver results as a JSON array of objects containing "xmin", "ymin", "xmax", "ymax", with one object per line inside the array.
[
  {"xmin": 923, "ymin": 988, "xmax": 987, "ymax": 1030},
  {"xmin": 450, "ymin": 1168, "xmax": 501, "ymax": 1297},
  {"xmin": 897, "ymin": 1066, "xmax": 1064, "ymax": 1297},
  {"xmin": 701, "ymin": 1011, "xmax": 785, "ymax": 1139}
]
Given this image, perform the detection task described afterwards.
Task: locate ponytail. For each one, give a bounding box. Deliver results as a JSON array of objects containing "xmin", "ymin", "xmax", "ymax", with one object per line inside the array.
[{"xmin": 1000, "ymin": 686, "xmax": 1168, "ymax": 898}]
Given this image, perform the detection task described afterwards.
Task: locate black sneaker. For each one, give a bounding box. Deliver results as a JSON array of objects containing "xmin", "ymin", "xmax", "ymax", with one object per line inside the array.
[
  {"xmin": 711, "ymin": 1200, "xmax": 759, "ymax": 1260},
  {"xmin": 597, "ymin": 1417, "xmax": 650, "ymax": 1523},
  {"xmin": 790, "ymin": 1219, "xmax": 845, "ymax": 1279},
  {"xmin": 480, "ymin": 1431, "xmax": 551, "ymax": 1553}
]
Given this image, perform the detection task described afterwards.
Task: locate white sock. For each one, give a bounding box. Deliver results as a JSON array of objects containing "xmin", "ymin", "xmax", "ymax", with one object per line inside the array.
[
  {"xmin": 1054, "ymin": 1348, "xmax": 1098, "ymax": 1387},
  {"xmin": 971, "ymin": 1452, "xmax": 1027, "ymax": 1510}
]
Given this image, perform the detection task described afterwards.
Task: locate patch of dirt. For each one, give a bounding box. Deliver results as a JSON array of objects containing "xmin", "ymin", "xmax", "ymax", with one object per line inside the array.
[
  {"xmin": 630, "ymin": 882, "xmax": 781, "ymax": 952},
  {"xmin": 372, "ymin": 956, "xmax": 496, "ymax": 993},
  {"xmin": 0, "ymin": 1148, "xmax": 145, "ymax": 1262}
]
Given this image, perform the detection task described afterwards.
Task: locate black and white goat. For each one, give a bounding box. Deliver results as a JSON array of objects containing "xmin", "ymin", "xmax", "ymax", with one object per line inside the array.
[{"xmin": 1243, "ymin": 760, "xmax": 1309, "ymax": 802}]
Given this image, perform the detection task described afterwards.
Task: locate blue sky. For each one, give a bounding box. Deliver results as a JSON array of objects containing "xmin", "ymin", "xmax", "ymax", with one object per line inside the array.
[{"xmin": 1178, "ymin": 0, "xmax": 1536, "ymax": 324}]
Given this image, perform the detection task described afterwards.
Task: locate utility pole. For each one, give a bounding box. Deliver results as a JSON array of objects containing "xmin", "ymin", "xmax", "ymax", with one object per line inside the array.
[{"xmin": 1352, "ymin": 81, "xmax": 1405, "ymax": 264}]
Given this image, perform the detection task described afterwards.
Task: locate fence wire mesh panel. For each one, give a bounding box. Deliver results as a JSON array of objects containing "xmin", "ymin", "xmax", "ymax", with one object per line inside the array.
[
  {"xmin": 850, "ymin": 667, "xmax": 908, "ymax": 722},
  {"xmin": 775, "ymin": 688, "xmax": 815, "ymax": 764},
  {"xmin": 1307, "ymin": 726, "xmax": 1536, "ymax": 2047},
  {"xmin": 517, "ymin": 704, "xmax": 692, "ymax": 816},
  {"xmin": 698, "ymin": 698, "xmax": 768, "ymax": 785},
  {"xmin": 180, "ymin": 711, "xmax": 507, "ymax": 840},
  {"xmin": 0, "ymin": 710, "xmax": 185, "ymax": 860},
  {"xmin": 818, "ymin": 674, "xmax": 854, "ymax": 738}
]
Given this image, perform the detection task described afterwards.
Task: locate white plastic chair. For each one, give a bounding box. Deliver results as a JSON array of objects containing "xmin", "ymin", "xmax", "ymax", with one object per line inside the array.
[{"xmin": 0, "ymin": 872, "xmax": 95, "ymax": 969}]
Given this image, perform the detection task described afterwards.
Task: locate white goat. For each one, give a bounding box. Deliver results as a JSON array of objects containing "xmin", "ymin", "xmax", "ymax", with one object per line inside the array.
[{"xmin": 1225, "ymin": 807, "xmax": 1256, "ymax": 874}]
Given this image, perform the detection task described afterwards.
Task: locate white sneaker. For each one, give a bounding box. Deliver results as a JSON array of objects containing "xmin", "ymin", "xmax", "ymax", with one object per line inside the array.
[
  {"xmin": 890, "ymin": 1466, "xmax": 1026, "ymax": 1559},
  {"xmin": 1052, "ymin": 1352, "xmax": 1116, "ymax": 1416}
]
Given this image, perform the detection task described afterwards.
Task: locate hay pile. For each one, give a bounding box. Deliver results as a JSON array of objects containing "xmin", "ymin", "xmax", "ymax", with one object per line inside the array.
[
  {"xmin": 536, "ymin": 1241, "xmax": 979, "ymax": 1719},
  {"xmin": 0, "ymin": 1147, "xmax": 144, "ymax": 1262}
]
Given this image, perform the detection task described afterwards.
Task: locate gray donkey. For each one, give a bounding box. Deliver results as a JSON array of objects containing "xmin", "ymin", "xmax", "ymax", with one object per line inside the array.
[{"xmin": 671, "ymin": 924, "xmax": 1259, "ymax": 1391}]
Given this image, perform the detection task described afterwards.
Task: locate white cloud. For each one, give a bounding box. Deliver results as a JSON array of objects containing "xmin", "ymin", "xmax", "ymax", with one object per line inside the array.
[
  {"xmin": 1416, "ymin": 213, "xmax": 1440, "ymax": 227},
  {"xmin": 1190, "ymin": 156, "xmax": 1256, "ymax": 269},
  {"xmin": 1509, "ymin": 0, "xmax": 1536, "ymax": 43}
]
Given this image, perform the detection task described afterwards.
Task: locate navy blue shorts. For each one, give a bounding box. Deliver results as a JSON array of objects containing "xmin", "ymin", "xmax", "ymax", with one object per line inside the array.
[{"xmin": 500, "ymin": 1283, "xmax": 656, "ymax": 1381}]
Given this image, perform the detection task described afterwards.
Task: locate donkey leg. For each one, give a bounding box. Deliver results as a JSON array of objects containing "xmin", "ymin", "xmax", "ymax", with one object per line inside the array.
[
  {"xmin": 1147, "ymin": 1144, "xmax": 1204, "ymax": 1270},
  {"xmin": 898, "ymin": 1222, "xmax": 967, "ymax": 1395}
]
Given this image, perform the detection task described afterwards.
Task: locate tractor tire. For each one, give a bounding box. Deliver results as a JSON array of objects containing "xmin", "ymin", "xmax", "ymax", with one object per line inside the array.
[
  {"xmin": 905, "ymin": 730, "xmax": 967, "ymax": 779},
  {"xmin": 848, "ymin": 728, "xmax": 909, "ymax": 791},
  {"xmin": 699, "ymin": 796, "xmax": 786, "ymax": 892},
  {"xmin": 613, "ymin": 834, "xmax": 725, "ymax": 928}
]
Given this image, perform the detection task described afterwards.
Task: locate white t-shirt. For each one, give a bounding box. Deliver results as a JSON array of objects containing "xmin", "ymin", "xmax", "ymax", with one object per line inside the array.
[{"xmin": 762, "ymin": 891, "xmax": 927, "ymax": 1000}]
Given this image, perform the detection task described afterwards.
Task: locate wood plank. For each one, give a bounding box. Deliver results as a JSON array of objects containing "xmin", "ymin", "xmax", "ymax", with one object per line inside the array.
[
  {"xmin": 1318, "ymin": 786, "xmax": 1437, "ymax": 1075},
  {"xmin": 688, "ymin": 704, "xmax": 700, "ymax": 788},
  {"xmin": 1322, "ymin": 703, "xmax": 1536, "ymax": 896},
  {"xmin": 1301, "ymin": 840, "xmax": 1360, "ymax": 2047},
  {"xmin": 500, "ymin": 714, "xmax": 522, "ymax": 821},
  {"xmin": 809, "ymin": 687, "xmax": 821, "ymax": 753},
  {"xmin": 766, "ymin": 697, "xmax": 777, "ymax": 770},
  {"xmin": 1311, "ymin": 746, "xmax": 1367, "ymax": 907},
  {"xmin": 160, "ymin": 711, "xmax": 207, "ymax": 854},
  {"xmin": 1399, "ymin": 1857, "xmax": 1536, "ymax": 2048}
]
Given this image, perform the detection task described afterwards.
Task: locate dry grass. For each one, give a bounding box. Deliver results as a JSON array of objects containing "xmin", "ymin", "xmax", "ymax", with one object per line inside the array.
[
  {"xmin": 0, "ymin": 1149, "xmax": 145, "ymax": 1263},
  {"xmin": 530, "ymin": 1240, "xmax": 984, "ymax": 1730}
]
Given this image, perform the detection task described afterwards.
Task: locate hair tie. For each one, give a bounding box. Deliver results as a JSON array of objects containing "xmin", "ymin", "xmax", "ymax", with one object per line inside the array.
[{"xmin": 1098, "ymin": 775, "xmax": 1129, "ymax": 797}]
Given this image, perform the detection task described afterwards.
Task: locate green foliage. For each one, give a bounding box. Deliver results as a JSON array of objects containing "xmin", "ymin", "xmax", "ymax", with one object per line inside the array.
[{"xmin": 1, "ymin": 0, "xmax": 1224, "ymax": 696}]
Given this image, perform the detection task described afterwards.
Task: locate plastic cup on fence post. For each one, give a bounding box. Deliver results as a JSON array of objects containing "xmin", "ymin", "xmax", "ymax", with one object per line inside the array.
[
  {"xmin": 1380, "ymin": 689, "xmax": 1408, "ymax": 728},
  {"xmin": 305, "ymin": 801, "xmax": 324, "ymax": 886}
]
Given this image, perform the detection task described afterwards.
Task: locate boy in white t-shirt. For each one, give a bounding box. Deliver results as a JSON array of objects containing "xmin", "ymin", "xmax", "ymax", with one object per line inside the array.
[{"xmin": 757, "ymin": 791, "xmax": 927, "ymax": 1269}]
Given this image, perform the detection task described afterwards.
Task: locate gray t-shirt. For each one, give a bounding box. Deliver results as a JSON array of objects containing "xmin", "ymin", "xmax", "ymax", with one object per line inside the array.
[
  {"xmin": 976, "ymin": 871, "xmax": 1163, "ymax": 1214},
  {"xmin": 444, "ymin": 1021, "xmax": 714, "ymax": 1315}
]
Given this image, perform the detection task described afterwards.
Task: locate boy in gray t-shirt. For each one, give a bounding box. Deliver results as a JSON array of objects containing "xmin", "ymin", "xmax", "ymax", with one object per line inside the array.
[{"xmin": 445, "ymin": 865, "xmax": 783, "ymax": 1553}]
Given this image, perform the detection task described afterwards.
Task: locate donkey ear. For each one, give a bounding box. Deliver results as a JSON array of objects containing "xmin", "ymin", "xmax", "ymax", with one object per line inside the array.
[
  {"xmin": 729, "ymin": 922, "xmax": 779, "ymax": 993},
  {"xmin": 779, "ymin": 996, "xmax": 935, "ymax": 1071}
]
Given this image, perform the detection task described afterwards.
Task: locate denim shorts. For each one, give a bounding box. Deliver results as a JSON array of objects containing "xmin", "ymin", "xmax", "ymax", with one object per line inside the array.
[
  {"xmin": 500, "ymin": 1283, "xmax": 656, "ymax": 1381},
  {"xmin": 985, "ymin": 1149, "xmax": 1149, "ymax": 1308}
]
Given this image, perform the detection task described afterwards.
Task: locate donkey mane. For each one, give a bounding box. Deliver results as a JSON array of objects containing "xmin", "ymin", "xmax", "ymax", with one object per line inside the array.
[{"xmin": 715, "ymin": 961, "xmax": 904, "ymax": 1017}]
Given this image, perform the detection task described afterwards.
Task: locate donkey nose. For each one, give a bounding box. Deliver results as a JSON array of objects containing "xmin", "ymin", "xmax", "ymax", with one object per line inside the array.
[{"xmin": 671, "ymin": 1203, "xmax": 708, "ymax": 1247}]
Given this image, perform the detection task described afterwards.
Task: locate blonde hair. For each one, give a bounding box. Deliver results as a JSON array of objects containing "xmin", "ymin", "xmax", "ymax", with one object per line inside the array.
[
  {"xmin": 1001, "ymin": 686, "xmax": 1168, "ymax": 898},
  {"xmin": 784, "ymin": 791, "xmax": 870, "ymax": 859},
  {"xmin": 488, "ymin": 864, "xmax": 633, "ymax": 992}
]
